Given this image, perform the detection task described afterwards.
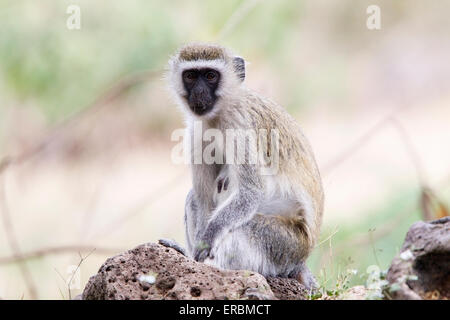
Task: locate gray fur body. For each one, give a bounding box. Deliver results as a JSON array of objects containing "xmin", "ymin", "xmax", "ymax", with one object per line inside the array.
[{"xmin": 166, "ymin": 43, "xmax": 324, "ymax": 290}]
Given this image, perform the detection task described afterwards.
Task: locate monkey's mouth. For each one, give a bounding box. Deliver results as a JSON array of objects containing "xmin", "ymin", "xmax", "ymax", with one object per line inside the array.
[
  {"xmin": 187, "ymin": 98, "xmax": 215, "ymax": 116},
  {"xmin": 190, "ymin": 104, "xmax": 213, "ymax": 115}
]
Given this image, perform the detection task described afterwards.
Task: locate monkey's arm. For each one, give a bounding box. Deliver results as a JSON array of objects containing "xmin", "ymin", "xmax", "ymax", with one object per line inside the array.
[{"xmin": 194, "ymin": 166, "xmax": 262, "ymax": 262}]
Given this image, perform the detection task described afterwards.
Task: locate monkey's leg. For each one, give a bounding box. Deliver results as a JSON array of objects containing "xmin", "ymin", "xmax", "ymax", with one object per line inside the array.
[
  {"xmin": 294, "ymin": 263, "xmax": 317, "ymax": 291},
  {"xmin": 183, "ymin": 189, "xmax": 201, "ymax": 256},
  {"xmin": 208, "ymin": 213, "xmax": 317, "ymax": 290},
  {"xmin": 158, "ymin": 189, "xmax": 199, "ymax": 257}
]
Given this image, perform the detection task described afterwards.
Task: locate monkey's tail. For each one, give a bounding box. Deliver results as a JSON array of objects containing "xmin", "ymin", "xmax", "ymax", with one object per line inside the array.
[
  {"xmin": 249, "ymin": 214, "xmax": 314, "ymax": 263},
  {"xmin": 276, "ymin": 215, "xmax": 315, "ymax": 250}
]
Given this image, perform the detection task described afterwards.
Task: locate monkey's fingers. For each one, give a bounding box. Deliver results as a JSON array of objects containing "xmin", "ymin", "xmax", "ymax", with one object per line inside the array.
[
  {"xmin": 158, "ymin": 238, "xmax": 186, "ymax": 256},
  {"xmin": 194, "ymin": 248, "xmax": 212, "ymax": 262}
]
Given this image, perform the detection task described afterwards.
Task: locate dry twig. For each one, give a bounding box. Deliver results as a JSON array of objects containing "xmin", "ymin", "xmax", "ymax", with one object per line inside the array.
[
  {"xmin": 0, "ymin": 69, "xmax": 161, "ymax": 177},
  {"xmin": 0, "ymin": 245, "xmax": 122, "ymax": 265},
  {"xmin": 0, "ymin": 175, "xmax": 38, "ymax": 299}
]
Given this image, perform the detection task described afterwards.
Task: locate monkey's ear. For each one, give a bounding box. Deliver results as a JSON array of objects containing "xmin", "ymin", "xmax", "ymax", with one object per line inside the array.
[{"xmin": 233, "ymin": 56, "xmax": 245, "ymax": 82}]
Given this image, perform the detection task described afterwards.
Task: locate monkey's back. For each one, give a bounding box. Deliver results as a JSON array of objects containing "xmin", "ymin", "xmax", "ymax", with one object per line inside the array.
[{"xmin": 227, "ymin": 89, "xmax": 324, "ymax": 235}]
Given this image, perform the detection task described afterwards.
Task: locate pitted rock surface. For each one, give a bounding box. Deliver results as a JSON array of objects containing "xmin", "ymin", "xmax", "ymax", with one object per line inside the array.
[
  {"xmin": 386, "ymin": 217, "xmax": 450, "ymax": 300},
  {"xmin": 82, "ymin": 242, "xmax": 309, "ymax": 300}
]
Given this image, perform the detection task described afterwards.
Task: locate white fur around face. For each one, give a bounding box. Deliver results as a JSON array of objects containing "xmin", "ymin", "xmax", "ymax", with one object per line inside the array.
[{"xmin": 167, "ymin": 58, "xmax": 243, "ymax": 121}]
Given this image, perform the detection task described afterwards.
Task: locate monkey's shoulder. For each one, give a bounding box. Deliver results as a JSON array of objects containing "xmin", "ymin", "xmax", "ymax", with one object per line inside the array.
[{"xmin": 239, "ymin": 91, "xmax": 309, "ymax": 142}]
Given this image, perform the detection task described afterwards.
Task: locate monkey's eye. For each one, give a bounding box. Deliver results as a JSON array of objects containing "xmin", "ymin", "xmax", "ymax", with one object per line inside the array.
[
  {"xmin": 205, "ymin": 71, "xmax": 218, "ymax": 82},
  {"xmin": 183, "ymin": 71, "xmax": 198, "ymax": 83}
]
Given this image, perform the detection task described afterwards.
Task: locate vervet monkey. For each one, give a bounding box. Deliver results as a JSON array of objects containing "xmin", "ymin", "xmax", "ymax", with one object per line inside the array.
[{"xmin": 161, "ymin": 43, "xmax": 324, "ymax": 289}]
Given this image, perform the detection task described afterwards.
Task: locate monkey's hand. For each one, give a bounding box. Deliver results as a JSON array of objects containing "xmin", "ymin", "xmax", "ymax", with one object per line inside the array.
[
  {"xmin": 193, "ymin": 238, "xmax": 214, "ymax": 262},
  {"xmin": 158, "ymin": 238, "xmax": 186, "ymax": 256}
]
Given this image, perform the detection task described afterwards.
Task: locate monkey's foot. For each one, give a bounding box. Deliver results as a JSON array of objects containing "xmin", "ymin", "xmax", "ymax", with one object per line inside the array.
[
  {"xmin": 217, "ymin": 177, "xmax": 229, "ymax": 193},
  {"xmin": 296, "ymin": 265, "xmax": 318, "ymax": 292},
  {"xmin": 158, "ymin": 238, "xmax": 186, "ymax": 256}
]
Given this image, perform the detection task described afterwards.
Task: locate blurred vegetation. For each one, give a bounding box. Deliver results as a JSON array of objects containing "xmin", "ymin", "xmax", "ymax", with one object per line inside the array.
[
  {"xmin": 1, "ymin": 1, "xmax": 177, "ymax": 120},
  {"xmin": 309, "ymin": 189, "xmax": 422, "ymax": 288},
  {"xmin": 0, "ymin": 0, "xmax": 449, "ymax": 299},
  {"xmin": 0, "ymin": 0, "xmax": 382, "ymax": 120}
]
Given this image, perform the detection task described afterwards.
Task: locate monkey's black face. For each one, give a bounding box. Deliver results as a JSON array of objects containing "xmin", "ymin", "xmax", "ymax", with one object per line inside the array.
[{"xmin": 182, "ymin": 68, "xmax": 220, "ymax": 116}]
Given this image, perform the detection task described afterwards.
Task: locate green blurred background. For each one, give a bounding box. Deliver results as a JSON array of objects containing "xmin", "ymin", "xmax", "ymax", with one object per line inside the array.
[{"xmin": 0, "ymin": 0, "xmax": 449, "ymax": 299}]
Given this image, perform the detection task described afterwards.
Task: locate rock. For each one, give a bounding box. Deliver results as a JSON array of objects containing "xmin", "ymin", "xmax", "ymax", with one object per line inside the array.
[
  {"xmin": 386, "ymin": 217, "xmax": 450, "ymax": 300},
  {"xmin": 339, "ymin": 286, "xmax": 367, "ymax": 300},
  {"xmin": 316, "ymin": 286, "xmax": 368, "ymax": 300},
  {"xmin": 265, "ymin": 277, "xmax": 308, "ymax": 300},
  {"xmin": 81, "ymin": 242, "xmax": 309, "ymax": 300}
]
